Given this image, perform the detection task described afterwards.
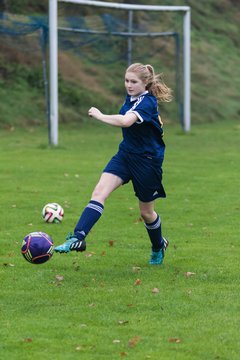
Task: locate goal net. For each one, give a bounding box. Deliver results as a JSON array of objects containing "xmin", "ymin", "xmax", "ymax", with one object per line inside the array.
[{"xmin": 49, "ymin": 0, "xmax": 191, "ymax": 145}]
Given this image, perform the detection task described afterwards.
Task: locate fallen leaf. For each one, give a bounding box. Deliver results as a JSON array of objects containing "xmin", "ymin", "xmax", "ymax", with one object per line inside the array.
[
  {"xmin": 168, "ymin": 337, "xmax": 181, "ymax": 343},
  {"xmin": 85, "ymin": 252, "xmax": 94, "ymax": 257},
  {"xmin": 118, "ymin": 320, "xmax": 129, "ymax": 325},
  {"xmin": 64, "ymin": 201, "xmax": 70, "ymax": 208},
  {"xmin": 3, "ymin": 263, "xmax": 15, "ymax": 267},
  {"xmin": 152, "ymin": 287, "xmax": 159, "ymax": 293},
  {"xmin": 184, "ymin": 272, "xmax": 196, "ymax": 277},
  {"xmin": 134, "ymin": 217, "xmax": 143, "ymax": 224},
  {"xmin": 128, "ymin": 336, "xmax": 141, "ymax": 347},
  {"xmin": 135, "ymin": 278, "xmax": 141, "ymax": 285},
  {"xmin": 127, "ymin": 303, "xmax": 134, "ymax": 307},
  {"xmin": 23, "ymin": 338, "xmax": 32, "ymax": 343},
  {"xmin": 132, "ymin": 266, "xmax": 141, "ymax": 273},
  {"xmin": 120, "ymin": 352, "xmax": 128, "ymax": 357},
  {"xmin": 55, "ymin": 275, "xmax": 64, "ymax": 281},
  {"xmin": 109, "ymin": 240, "xmax": 115, "ymax": 246},
  {"xmin": 88, "ymin": 303, "xmax": 96, "ymax": 307}
]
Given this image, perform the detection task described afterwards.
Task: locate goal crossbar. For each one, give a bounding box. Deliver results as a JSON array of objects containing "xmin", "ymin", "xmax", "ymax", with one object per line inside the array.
[
  {"xmin": 59, "ymin": 0, "xmax": 190, "ymax": 12},
  {"xmin": 49, "ymin": 0, "xmax": 191, "ymax": 145}
]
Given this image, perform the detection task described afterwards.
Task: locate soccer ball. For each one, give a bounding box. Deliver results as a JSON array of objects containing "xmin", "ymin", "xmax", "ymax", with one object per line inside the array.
[
  {"xmin": 21, "ymin": 231, "xmax": 54, "ymax": 264},
  {"xmin": 42, "ymin": 202, "xmax": 64, "ymax": 223}
]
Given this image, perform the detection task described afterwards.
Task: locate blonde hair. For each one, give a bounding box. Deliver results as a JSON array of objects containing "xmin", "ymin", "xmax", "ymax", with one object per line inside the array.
[{"xmin": 126, "ymin": 63, "xmax": 173, "ymax": 103}]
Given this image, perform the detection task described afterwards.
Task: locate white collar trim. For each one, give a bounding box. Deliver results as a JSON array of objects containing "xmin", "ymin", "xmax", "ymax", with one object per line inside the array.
[{"xmin": 130, "ymin": 90, "xmax": 148, "ymax": 102}]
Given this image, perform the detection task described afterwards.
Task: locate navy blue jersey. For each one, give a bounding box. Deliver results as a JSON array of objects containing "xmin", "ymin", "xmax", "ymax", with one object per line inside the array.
[{"xmin": 118, "ymin": 91, "xmax": 165, "ymax": 156}]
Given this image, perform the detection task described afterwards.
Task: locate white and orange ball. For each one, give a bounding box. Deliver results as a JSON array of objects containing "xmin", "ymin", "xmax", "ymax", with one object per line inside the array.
[{"xmin": 42, "ymin": 203, "xmax": 64, "ymax": 223}]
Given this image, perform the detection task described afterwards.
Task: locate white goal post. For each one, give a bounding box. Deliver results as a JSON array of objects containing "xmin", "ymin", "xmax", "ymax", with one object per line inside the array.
[{"xmin": 49, "ymin": 0, "xmax": 191, "ymax": 145}]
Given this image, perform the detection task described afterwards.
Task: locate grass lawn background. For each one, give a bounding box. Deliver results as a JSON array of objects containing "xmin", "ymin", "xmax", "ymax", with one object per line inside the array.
[{"xmin": 0, "ymin": 119, "xmax": 239, "ymax": 359}]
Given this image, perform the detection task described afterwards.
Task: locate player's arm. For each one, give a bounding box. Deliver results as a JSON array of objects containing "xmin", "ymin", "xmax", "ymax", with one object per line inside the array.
[{"xmin": 88, "ymin": 107, "xmax": 137, "ymax": 128}]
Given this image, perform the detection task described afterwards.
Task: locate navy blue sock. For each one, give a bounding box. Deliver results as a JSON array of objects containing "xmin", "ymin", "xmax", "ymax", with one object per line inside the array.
[
  {"xmin": 74, "ymin": 200, "xmax": 104, "ymax": 240},
  {"xmin": 145, "ymin": 215, "xmax": 164, "ymax": 252}
]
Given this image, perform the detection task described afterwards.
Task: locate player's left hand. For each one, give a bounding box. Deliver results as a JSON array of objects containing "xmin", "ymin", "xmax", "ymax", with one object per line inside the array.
[{"xmin": 88, "ymin": 107, "xmax": 102, "ymax": 120}]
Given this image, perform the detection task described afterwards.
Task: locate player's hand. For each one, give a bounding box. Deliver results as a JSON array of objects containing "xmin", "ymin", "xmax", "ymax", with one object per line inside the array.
[{"xmin": 88, "ymin": 107, "xmax": 102, "ymax": 120}]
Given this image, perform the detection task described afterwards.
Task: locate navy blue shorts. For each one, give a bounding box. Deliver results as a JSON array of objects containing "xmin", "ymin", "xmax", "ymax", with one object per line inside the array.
[{"xmin": 103, "ymin": 150, "xmax": 166, "ymax": 202}]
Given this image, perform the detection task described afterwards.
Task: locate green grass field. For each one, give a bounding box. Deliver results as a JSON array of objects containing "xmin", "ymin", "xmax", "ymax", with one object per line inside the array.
[{"xmin": 0, "ymin": 119, "xmax": 239, "ymax": 360}]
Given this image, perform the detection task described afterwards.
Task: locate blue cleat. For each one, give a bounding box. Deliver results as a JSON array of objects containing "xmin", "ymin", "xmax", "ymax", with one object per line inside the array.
[
  {"xmin": 54, "ymin": 233, "xmax": 86, "ymax": 253},
  {"xmin": 149, "ymin": 237, "xmax": 169, "ymax": 265}
]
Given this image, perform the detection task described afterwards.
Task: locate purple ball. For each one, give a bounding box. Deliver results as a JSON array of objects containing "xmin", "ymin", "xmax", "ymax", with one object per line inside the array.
[{"xmin": 21, "ymin": 232, "xmax": 54, "ymax": 264}]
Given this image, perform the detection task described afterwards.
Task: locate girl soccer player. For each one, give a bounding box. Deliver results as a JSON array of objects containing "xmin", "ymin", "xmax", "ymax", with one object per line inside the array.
[{"xmin": 55, "ymin": 63, "xmax": 173, "ymax": 265}]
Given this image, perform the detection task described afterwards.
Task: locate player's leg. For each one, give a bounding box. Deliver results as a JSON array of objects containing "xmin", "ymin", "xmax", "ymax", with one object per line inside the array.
[
  {"xmin": 139, "ymin": 200, "xmax": 168, "ymax": 265},
  {"xmin": 139, "ymin": 200, "xmax": 164, "ymax": 251},
  {"xmin": 73, "ymin": 172, "xmax": 123, "ymax": 238},
  {"xmin": 55, "ymin": 173, "xmax": 123, "ymax": 253}
]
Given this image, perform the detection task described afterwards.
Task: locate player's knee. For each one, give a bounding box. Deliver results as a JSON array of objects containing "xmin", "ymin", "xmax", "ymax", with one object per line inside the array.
[{"xmin": 140, "ymin": 209, "xmax": 155, "ymax": 223}]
